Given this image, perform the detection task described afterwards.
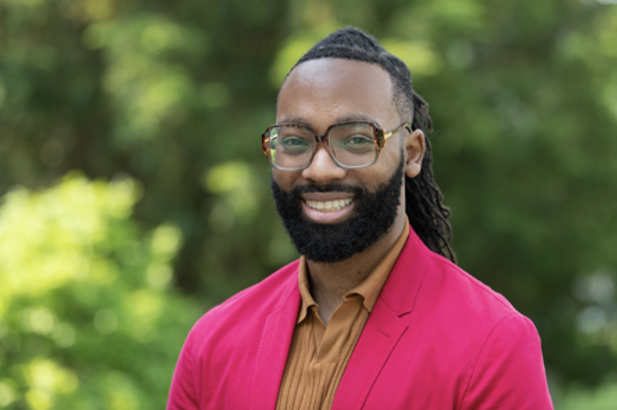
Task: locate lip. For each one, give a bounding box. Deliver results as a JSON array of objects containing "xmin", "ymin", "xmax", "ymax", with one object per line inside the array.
[
  {"xmin": 300, "ymin": 192, "xmax": 354, "ymax": 201},
  {"xmin": 301, "ymin": 197, "xmax": 355, "ymax": 224}
]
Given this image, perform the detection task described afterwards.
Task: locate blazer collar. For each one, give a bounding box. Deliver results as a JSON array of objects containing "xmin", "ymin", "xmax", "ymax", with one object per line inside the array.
[
  {"xmin": 375, "ymin": 223, "xmax": 431, "ymax": 317},
  {"xmin": 249, "ymin": 262, "xmax": 301, "ymax": 410},
  {"xmin": 248, "ymin": 225, "xmax": 433, "ymax": 409},
  {"xmin": 332, "ymin": 225, "xmax": 432, "ymax": 409}
]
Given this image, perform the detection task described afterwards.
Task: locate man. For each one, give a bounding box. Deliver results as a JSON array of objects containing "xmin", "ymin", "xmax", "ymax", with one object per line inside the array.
[{"xmin": 167, "ymin": 27, "xmax": 553, "ymax": 409}]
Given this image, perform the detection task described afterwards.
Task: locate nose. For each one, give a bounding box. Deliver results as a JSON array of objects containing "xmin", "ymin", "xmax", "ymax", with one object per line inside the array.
[{"xmin": 301, "ymin": 146, "xmax": 346, "ymax": 183}]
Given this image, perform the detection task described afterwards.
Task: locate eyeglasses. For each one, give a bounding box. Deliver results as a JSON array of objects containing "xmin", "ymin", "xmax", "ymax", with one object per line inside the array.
[{"xmin": 261, "ymin": 120, "xmax": 411, "ymax": 171}]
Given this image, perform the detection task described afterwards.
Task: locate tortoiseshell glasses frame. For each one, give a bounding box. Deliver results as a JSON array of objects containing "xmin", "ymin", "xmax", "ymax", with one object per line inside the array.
[{"xmin": 261, "ymin": 120, "xmax": 411, "ymax": 171}]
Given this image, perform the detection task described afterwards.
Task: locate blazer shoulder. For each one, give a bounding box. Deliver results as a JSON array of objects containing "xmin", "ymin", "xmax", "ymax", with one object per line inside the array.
[
  {"xmin": 215, "ymin": 259, "xmax": 299, "ymax": 310},
  {"xmin": 186, "ymin": 259, "xmax": 300, "ymax": 344},
  {"xmin": 422, "ymin": 251, "xmax": 524, "ymax": 324}
]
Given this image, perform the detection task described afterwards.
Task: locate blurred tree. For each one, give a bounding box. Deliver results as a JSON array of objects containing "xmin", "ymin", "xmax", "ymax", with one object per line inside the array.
[
  {"xmin": 560, "ymin": 379, "xmax": 617, "ymax": 410},
  {"xmin": 1, "ymin": 0, "xmax": 616, "ymax": 400},
  {"xmin": 0, "ymin": 175, "xmax": 201, "ymax": 409}
]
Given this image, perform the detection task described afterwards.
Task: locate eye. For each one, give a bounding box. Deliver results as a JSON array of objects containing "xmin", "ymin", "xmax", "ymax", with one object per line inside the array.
[
  {"xmin": 341, "ymin": 134, "xmax": 374, "ymax": 152},
  {"xmin": 276, "ymin": 135, "xmax": 311, "ymax": 155},
  {"xmin": 281, "ymin": 136, "xmax": 308, "ymax": 146},
  {"xmin": 345, "ymin": 135, "xmax": 373, "ymax": 145}
]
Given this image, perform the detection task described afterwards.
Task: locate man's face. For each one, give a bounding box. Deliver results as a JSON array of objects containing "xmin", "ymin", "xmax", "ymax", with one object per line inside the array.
[{"xmin": 271, "ymin": 58, "xmax": 408, "ymax": 262}]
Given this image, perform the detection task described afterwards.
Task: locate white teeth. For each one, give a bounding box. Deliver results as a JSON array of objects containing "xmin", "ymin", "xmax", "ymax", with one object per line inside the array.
[{"xmin": 305, "ymin": 198, "xmax": 352, "ymax": 211}]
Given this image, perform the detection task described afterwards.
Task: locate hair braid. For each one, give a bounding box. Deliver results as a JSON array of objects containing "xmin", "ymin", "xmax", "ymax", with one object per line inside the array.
[{"xmin": 290, "ymin": 27, "xmax": 456, "ymax": 262}]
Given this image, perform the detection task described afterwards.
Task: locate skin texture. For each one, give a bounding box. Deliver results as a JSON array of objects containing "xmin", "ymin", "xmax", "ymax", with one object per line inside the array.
[{"xmin": 274, "ymin": 58, "xmax": 426, "ymax": 322}]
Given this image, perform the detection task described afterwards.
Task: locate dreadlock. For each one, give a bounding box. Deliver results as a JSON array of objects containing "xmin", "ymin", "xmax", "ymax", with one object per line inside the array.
[{"xmin": 289, "ymin": 26, "xmax": 456, "ymax": 262}]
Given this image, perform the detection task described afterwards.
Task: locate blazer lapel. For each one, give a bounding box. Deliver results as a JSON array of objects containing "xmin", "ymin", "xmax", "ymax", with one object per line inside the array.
[
  {"xmin": 331, "ymin": 228, "xmax": 429, "ymax": 409},
  {"xmin": 249, "ymin": 275, "xmax": 300, "ymax": 410},
  {"xmin": 330, "ymin": 300, "xmax": 408, "ymax": 410}
]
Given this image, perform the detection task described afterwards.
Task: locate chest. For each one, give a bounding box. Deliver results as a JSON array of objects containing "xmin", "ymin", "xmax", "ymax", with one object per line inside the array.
[{"xmin": 196, "ymin": 324, "xmax": 470, "ymax": 410}]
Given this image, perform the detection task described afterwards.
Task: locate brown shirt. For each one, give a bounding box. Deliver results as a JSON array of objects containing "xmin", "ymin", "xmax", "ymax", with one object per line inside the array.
[{"xmin": 276, "ymin": 221, "xmax": 410, "ymax": 410}]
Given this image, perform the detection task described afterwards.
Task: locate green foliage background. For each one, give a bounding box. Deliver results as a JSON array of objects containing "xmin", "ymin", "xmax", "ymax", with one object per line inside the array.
[{"xmin": 1, "ymin": 0, "xmax": 616, "ymax": 408}]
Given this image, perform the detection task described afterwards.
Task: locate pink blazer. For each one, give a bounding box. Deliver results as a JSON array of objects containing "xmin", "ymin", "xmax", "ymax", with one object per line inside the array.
[{"xmin": 167, "ymin": 227, "xmax": 553, "ymax": 409}]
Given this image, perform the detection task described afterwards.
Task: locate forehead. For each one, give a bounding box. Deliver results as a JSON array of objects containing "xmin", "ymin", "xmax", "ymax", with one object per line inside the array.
[{"xmin": 276, "ymin": 58, "xmax": 396, "ymax": 129}]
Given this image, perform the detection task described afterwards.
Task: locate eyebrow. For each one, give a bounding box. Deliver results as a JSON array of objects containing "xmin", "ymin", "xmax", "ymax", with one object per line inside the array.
[{"xmin": 278, "ymin": 113, "xmax": 380, "ymax": 128}]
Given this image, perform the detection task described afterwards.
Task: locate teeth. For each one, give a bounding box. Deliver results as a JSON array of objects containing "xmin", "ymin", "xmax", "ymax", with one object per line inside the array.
[{"xmin": 305, "ymin": 198, "xmax": 352, "ymax": 211}]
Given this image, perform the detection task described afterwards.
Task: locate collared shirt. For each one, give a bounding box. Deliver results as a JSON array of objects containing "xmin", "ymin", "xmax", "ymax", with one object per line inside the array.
[{"xmin": 275, "ymin": 221, "xmax": 410, "ymax": 410}]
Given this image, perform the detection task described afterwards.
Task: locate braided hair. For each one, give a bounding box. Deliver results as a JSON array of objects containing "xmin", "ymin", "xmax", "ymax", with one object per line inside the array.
[{"xmin": 289, "ymin": 27, "xmax": 456, "ymax": 262}]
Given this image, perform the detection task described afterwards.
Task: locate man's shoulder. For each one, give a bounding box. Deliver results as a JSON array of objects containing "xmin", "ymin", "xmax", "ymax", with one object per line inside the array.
[
  {"xmin": 184, "ymin": 259, "xmax": 300, "ymax": 349},
  {"xmin": 412, "ymin": 250, "xmax": 537, "ymax": 348},
  {"xmin": 429, "ymin": 252, "xmax": 518, "ymax": 317},
  {"xmin": 221, "ymin": 259, "xmax": 299, "ymax": 304},
  {"xmin": 391, "ymin": 231, "xmax": 521, "ymax": 325},
  {"xmin": 396, "ymin": 249, "xmax": 545, "ymax": 377},
  {"xmin": 385, "ymin": 250, "xmax": 552, "ymax": 409},
  {"xmin": 394, "ymin": 235, "xmax": 521, "ymax": 324}
]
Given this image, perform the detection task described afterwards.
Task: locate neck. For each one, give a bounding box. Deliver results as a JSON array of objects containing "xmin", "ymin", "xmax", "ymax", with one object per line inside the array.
[{"xmin": 305, "ymin": 211, "xmax": 406, "ymax": 323}]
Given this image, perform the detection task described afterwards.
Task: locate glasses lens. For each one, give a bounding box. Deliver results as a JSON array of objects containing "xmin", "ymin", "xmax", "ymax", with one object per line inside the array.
[
  {"xmin": 268, "ymin": 125, "xmax": 314, "ymax": 169},
  {"xmin": 329, "ymin": 123, "xmax": 377, "ymax": 167}
]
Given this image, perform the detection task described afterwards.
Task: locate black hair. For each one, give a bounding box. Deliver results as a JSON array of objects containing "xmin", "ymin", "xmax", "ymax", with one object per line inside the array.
[{"xmin": 289, "ymin": 26, "xmax": 455, "ymax": 262}]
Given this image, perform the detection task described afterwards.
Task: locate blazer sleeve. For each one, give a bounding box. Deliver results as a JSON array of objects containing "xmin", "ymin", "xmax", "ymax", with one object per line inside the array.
[
  {"xmin": 459, "ymin": 314, "xmax": 554, "ymax": 410},
  {"xmin": 167, "ymin": 330, "xmax": 200, "ymax": 410}
]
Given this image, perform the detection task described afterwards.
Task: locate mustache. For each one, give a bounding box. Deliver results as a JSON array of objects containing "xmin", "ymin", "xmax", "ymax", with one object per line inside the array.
[{"xmin": 291, "ymin": 183, "xmax": 364, "ymax": 195}]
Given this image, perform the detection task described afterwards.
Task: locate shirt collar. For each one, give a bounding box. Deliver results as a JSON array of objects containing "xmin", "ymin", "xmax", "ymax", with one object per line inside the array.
[
  {"xmin": 296, "ymin": 219, "xmax": 410, "ymax": 324},
  {"xmin": 297, "ymin": 258, "xmax": 318, "ymax": 323}
]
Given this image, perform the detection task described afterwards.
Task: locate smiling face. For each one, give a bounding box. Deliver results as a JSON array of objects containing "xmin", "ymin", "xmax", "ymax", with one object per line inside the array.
[{"xmin": 271, "ymin": 58, "xmax": 424, "ymax": 262}]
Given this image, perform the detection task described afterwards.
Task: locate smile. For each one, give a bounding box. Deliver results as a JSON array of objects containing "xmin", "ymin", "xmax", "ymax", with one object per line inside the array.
[
  {"xmin": 300, "ymin": 196, "xmax": 355, "ymax": 224},
  {"xmin": 304, "ymin": 198, "xmax": 353, "ymax": 212}
]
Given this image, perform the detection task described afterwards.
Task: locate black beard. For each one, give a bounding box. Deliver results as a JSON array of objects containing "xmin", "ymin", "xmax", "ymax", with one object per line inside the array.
[{"xmin": 271, "ymin": 157, "xmax": 404, "ymax": 263}]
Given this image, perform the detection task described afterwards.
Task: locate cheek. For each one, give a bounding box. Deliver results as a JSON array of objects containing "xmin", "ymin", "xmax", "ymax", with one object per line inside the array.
[
  {"xmin": 380, "ymin": 146, "xmax": 400, "ymax": 165},
  {"xmin": 272, "ymin": 170, "xmax": 299, "ymax": 191},
  {"xmin": 364, "ymin": 145, "xmax": 402, "ymax": 184},
  {"xmin": 354, "ymin": 167, "xmax": 393, "ymax": 192}
]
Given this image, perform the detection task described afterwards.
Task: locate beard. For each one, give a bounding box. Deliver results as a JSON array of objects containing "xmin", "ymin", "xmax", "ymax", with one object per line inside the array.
[{"xmin": 271, "ymin": 157, "xmax": 404, "ymax": 263}]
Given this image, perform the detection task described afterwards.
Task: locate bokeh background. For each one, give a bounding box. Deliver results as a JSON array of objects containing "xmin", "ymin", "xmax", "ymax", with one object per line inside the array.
[{"xmin": 1, "ymin": 0, "xmax": 616, "ymax": 408}]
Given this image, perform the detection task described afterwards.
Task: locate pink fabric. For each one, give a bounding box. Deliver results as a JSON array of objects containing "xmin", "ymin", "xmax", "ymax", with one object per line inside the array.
[{"xmin": 167, "ymin": 227, "xmax": 554, "ymax": 409}]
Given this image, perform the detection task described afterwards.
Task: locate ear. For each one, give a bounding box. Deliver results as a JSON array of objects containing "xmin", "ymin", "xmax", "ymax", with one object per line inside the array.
[{"xmin": 404, "ymin": 129, "xmax": 425, "ymax": 178}]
